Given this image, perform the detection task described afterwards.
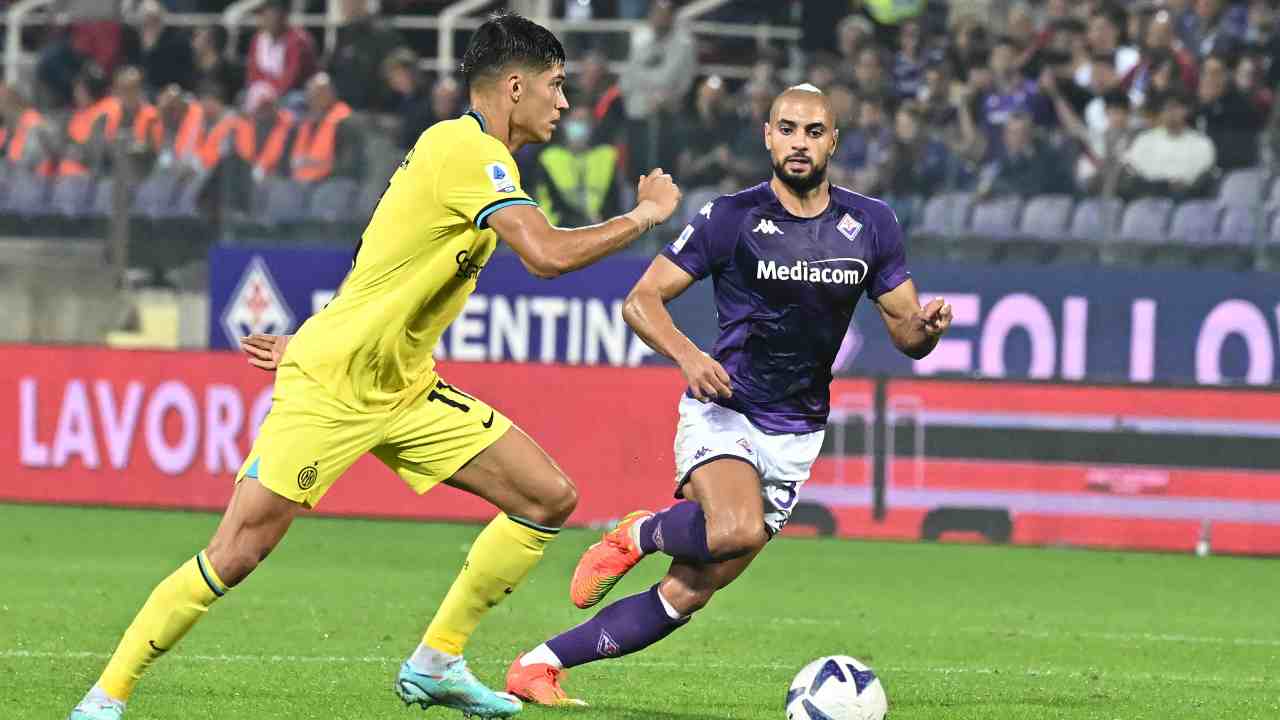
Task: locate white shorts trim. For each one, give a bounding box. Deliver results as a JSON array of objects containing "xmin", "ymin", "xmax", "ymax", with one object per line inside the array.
[{"xmin": 672, "ymin": 395, "xmax": 824, "ymax": 536}]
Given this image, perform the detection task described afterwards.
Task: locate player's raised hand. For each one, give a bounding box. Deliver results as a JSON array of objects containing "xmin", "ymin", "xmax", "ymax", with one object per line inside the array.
[
  {"xmin": 239, "ymin": 333, "xmax": 291, "ymax": 372},
  {"xmin": 678, "ymin": 349, "xmax": 732, "ymax": 403},
  {"xmin": 635, "ymin": 167, "xmax": 682, "ymax": 227},
  {"xmin": 918, "ymin": 297, "xmax": 953, "ymax": 337}
]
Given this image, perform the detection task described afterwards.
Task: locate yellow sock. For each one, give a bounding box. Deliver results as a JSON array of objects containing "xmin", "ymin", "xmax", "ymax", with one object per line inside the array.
[
  {"xmin": 423, "ymin": 513, "xmax": 558, "ymax": 655},
  {"xmin": 98, "ymin": 551, "xmax": 228, "ymax": 700}
]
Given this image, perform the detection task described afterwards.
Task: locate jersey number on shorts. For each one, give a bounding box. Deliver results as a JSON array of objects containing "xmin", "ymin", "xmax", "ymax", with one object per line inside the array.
[{"xmin": 427, "ymin": 380, "xmax": 475, "ymax": 412}]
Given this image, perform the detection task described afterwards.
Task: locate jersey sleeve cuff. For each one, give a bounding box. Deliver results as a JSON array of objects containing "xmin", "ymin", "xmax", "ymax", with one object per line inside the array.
[
  {"xmin": 869, "ymin": 270, "xmax": 910, "ymax": 300},
  {"xmin": 475, "ymin": 197, "xmax": 538, "ymax": 229},
  {"xmin": 660, "ymin": 248, "xmax": 707, "ymax": 281}
]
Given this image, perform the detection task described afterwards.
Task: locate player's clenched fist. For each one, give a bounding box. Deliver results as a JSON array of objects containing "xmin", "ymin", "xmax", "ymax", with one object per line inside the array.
[
  {"xmin": 633, "ymin": 167, "xmax": 682, "ymax": 228},
  {"xmin": 916, "ymin": 297, "xmax": 953, "ymax": 338},
  {"xmin": 677, "ymin": 349, "xmax": 732, "ymax": 403}
]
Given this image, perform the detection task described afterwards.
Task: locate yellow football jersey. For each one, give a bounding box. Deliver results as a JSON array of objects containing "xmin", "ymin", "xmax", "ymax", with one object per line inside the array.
[{"xmin": 284, "ymin": 111, "xmax": 537, "ymax": 410}]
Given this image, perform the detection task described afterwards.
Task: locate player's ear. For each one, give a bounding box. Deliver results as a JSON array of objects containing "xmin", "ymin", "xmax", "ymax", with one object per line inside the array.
[
  {"xmin": 762, "ymin": 121, "xmax": 772, "ymax": 151},
  {"xmin": 508, "ymin": 72, "xmax": 522, "ymax": 103},
  {"xmin": 831, "ymin": 127, "xmax": 839, "ymax": 152}
]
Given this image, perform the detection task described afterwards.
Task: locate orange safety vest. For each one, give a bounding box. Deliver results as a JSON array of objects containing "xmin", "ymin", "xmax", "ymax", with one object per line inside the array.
[
  {"xmin": 58, "ymin": 98, "xmax": 160, "ymax": 175},
  {"xmin": 196, "ymin": 112, "xmax": 255, "ymax": 171},
  {"xmin": 290, "ymin": 101, "xmax": 351, "ymax": 183},
  {"xmin": 0, "ymin": 109, "xmax": 55, "ymax": 175},
  {"xmin": 249, "ymin": 109, "xmax": 294, "ymax": 177},
  {"xmin": 171, "ymin": 103, "xmax": 206, "ymax": 162}
]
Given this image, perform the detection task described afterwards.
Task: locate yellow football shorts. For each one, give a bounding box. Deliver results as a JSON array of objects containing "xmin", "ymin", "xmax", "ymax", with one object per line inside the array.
[{"xmin": 235, "ymin": 364, "xmax": 513, "ymax": 507}]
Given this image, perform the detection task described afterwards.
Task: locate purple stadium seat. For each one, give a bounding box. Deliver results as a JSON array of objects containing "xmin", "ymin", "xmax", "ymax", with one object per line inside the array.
[
  {"xmin": 968, "ymin": 196, "xmax": 1022, "ymax": 239},
  {"xmin": 1167, "ymin": 200, "xmax": 1221, "ymax": 245},
  {"xmin": 1217, "ymin": 167, "xmax": 1268, "ymax": 207},
  {"xmin": 307, "ymin": 178, "xmax": 359, "ymax": 223},
  {"xmin": 1270, "ymin": 211, "xmax": 1280, "ymax": 245},
  {"xmin": 918, "ymin": 192, "xmax": 972, "ymax": 238},
  {"xmin": 89, "ymin": 179, "xmax": 114, "ymax": 217},
  {"xmin": 1067, "ymin": 198, "xmax": 1121, "ymax": 241},
  {"xmin": 1268, "ymin": 177, "xmax": 1280, "ymax": 210},
  {"xmin": 1218, "ymin": 206, "xmax": 1262, "ymax": 246},
  {"xmin": 49, "ymin": 175, "xmax": 95, "ymax": 218},
  {"xmin": 2, "ymin": 170, "xmax": 51, "ymax": 215},
  {"xmin": 1117, "ymin": 198, "xmax": 1173, "ymax": 244},
  {"xmin": 1018, "ymin": 194, "xmax": 1073, "ymax": 240},
  {"xmin": 259, "ymin": 178, "xmax": 308, "ymax": 225},
  {"xmin": 132, "ymin": 170, "xmax": 184, "ymax": 218}
]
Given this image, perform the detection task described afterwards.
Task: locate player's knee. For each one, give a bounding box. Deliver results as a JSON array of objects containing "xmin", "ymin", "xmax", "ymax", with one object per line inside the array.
[
  {"xmin": 528, "ymin": 473, "xmax": 578, "ymax": 527},
  {"xmin": 205, "ymin": 538, "xmax": 275, "ymax": 587},
  {"xmin": 660, "ymin": 577, "xmax": 716, "ymax": 615},
  {"xmin": 706, "ymin": 521, "xmax": 767, "ymax": 561}
]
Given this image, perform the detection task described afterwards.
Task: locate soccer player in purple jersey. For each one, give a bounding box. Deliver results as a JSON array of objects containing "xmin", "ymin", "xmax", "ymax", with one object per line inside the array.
[{"xmin": 505, "ymin": 84, "xmax": 954, "ymax": 705}]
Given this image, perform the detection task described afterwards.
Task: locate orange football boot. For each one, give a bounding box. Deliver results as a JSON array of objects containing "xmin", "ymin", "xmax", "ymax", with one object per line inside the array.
[
  {"xmin": 569, "ymin": 510, "xmax": 654, "ymax": 609},
  {"xmin": 505, "ymin": 654, "xmax": 588, "ymax": 707}
]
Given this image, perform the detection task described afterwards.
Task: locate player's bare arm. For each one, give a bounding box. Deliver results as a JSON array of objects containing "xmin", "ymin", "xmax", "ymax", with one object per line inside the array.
[
  {"xmin": 622, "ymin": 255, "xmax": 731, "ymax": 402},
  {"xmin": 487, "ymin": 169, "xmax": 681, "ymax": 278},
  {"xmin": 874, "ymin": 279, "xmax": 953, "ymax": 360},
  {"xmin": 239, "ymin": 333, "xmax": 291, "ymax": 371}
]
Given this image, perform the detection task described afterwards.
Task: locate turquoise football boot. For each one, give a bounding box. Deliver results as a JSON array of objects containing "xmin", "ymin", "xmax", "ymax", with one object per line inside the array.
[
  {"xmin": 68, "ymin": 697, "xmax": 124, "ymax": 720},
  {"xmin": 395, "ymin": 659, "xmax": 522, "ymax": 718}
]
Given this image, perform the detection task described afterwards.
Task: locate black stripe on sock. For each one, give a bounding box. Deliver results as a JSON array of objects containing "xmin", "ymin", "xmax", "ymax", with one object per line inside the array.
[
  {"xmin": 507, "ymin": 514, "xmax": 561, "ymax": 535},
  {"xmin": 195, "ymin": 553, "xmax": 225, "ymax": 597}
]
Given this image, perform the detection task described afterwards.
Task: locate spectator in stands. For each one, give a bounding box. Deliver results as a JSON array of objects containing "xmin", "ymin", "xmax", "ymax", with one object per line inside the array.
[
  {"xmin": 128, "ymin": 0, "xmax": 194, "ymax": 94},
  {"xmin": 1179, "ymin": 0, "xmax": 1247, "ymax": 58},
  {"xmin": 891, "ymin": 19, "xmax": 928, "ymax": 101},
  {"xmin": 530, "ymin": 105, "xmax": 621, "ymax": 226},
  {"xmin": 916, "ymin": 62, "xmax": 957, "ymax": 137},
  {"xmin": 54, "ymin": 65, "xmax": 112, "ymax": 176},
  {"xmin": 1233, "ymin": 53, "xmax": 1272, "ymax": 118},
  {"xmin": 1125, "ymin": 9, "xmax": 1199, "ymax": 109},
  {"xmin": 827, "ymin": 84, "xmax": 858, "ymax": 130},
  {"xmin": 881, "ymin": 101, "xmax": 950, "ymax": 198},
  {"xmin": 617, "ymin": 0, "xmax": 697, "ymax": 170},
  {"xmin": 831, "ymin": 91, "xmax": 893, "ymax": 193},
  {"xmin": 186, "ymin": 79, "xmax": 252, "ymax": 177},
  {"xmin": 289, "ymin": 73, "xmax": 361, "ymax": 184},
  {"xmin": 327, "ymin": 0, "xmax": 403, "ymax": 111},
  {"xmin": 945, "ymin": 14, "xmax": 990, "ymax": 84},
  {"xmin": 1121, "ymin": 90, "xmax": 1215, "ymax": 198},
  {"xmin": 36, "ymin": 13, "xmax": 86, "ymax": 109},
  {"xmin": 244, "ymin": 0, "xmax": 317, "ymax": 113},
  {"xmin": 1077, "ymin": 7, "xmax": 1140, "ymax": 90},
  {"xmin": 192, "ymin": 25, "xmax": 243, "ymax": 101},
  {"xmin": 852, "ymin": 47, "xmax": 892, "ymax": 102},
  {"xmin": 724, "ymin": 80, "xmax": 773, "ymax": 186},
  {"xmin": 674, "ymin": 75, "xmax": 734, "ymax": 191},
  {"xmin": 1052, "ymin": 83, "xmax": 1134, "ymax": 194},
  {"xmin": 571, "ymin": 51, "xmax": 624, "ymax": 147},
  {"xmin": 246, "ymin": 87, "xmax": 294, "ymax": 182},
  {"xmin": 977, "ymin": 110, "xmax": 1070, "ymax": 198},
  {"xmin": 152, "ymin": 83, "xmax": 204, "ymax": 173},
  {"xmin": 1196, "ymin": 53, "xmax": 1263, "ymax": 171},
  {"xmin": 834, "ymin": 15, "xmax": 874, "ymax": 88},
  {"xmin": 978, "ymin": 35, "xmax": 1042, "ymax": 134},
  {"xmin": 0, "ymin": 85, "xmax": 55, "ymax": 176},
  {"xmin": 381, "ymin": 48, "xmax": 432, "ymax": 150}
]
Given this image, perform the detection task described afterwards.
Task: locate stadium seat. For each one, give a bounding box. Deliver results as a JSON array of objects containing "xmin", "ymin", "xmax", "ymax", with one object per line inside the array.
[
  {"xmin": 48, "ymin": 175, "xmax": 95, "ymax": 218},
  {"xmin": 89, "ymin": 179, "xmax": 114, "ymax": 217},
  {"xmin": 1167, "ymin": 200, "xmax": 1221, "ymax": 245},
  {"xmin": 968, "ymin": 196, "xmax": 1022, "ymax": 240},
  {"xmin": 1268, "ymin": 176, "xmax": 1280, "ymax": 210},
  {"xmin": 258, "ymin": 178, "xmax": 309, "ymax": 226},
  {"xmin": 1067, "ymin": 197, "xmax": 1121, "ymax": 241},
  {"xmin": 132, "ymin": 169, "xmax": 184, "ymax": 219},
  {"xmin": 1117, "ymin": 198, "xmax": 1173, "ymax": 244},
  {"xmin": 1018, "ymin": 194, "xmax": 1074, "ymax": 240},
  {"xmin": 1265, "ymin": 210, "xmax": 1280, "ymax": 267},
  {"xmin": 307, "ymin": 178, "xmax": 360, "ymax": 223},
  {"xmin": 918, "ymin": 192, "xmax": 972, "ymax": 238},
  {"xmin": 1217, "ymin": 167, "xmax": 1269, "ymax": 207},
  {"xmin": 1218, "ymin": 205, "xmax": 1263, "ymax": 246},
  {"xmin": 2, "ymin": 170, "xmax": 51, "ymax": 216}
]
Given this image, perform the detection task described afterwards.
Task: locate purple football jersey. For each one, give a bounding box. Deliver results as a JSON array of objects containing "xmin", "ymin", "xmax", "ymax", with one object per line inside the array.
[{"xmin": 661, "ymin": 182, "xmax": 910, "ymax": 434}]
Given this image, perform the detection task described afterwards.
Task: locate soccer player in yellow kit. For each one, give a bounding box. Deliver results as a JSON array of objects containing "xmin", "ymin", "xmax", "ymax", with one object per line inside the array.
[{"xmin": 68, "ymin": 13, "xmax": 680, "ymax": 720}]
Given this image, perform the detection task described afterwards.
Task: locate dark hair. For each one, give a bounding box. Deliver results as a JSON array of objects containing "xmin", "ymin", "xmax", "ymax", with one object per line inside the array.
[
  {"xmin": 199, "ymin": 78, "xmax": 229, "ymax": 104},
  {"xmin": 202, "ymin": 24, "xmax": 229, "ymax": 54},
  {"xmin": 1052, "ymin": 17, "xmax": 1086, "ymax": 35},
  {"xmin": 459, "ymin": 12, "xmax": 565, "ymax": 87},
  {"xmin": 1102, "ymin": 89, "xmax": 1131, "ymax": 110}
]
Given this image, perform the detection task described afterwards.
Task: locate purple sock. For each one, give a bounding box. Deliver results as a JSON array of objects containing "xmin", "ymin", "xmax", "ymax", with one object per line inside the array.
[
  {"xmin": 545, "ymin": 585, "xmax": 686, "ymax": 669},
  {"xmin": 637, "ymin": 501, "xmax": 714, "ymax": 563}
]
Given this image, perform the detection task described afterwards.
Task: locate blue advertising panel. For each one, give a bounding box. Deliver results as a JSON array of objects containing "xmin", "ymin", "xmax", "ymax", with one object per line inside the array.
[{"xmin": 210, "ymin": 246, "xmax": 1280, "ymax": 386}]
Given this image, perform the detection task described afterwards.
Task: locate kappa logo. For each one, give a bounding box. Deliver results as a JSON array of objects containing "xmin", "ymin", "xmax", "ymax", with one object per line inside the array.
[
  {"xmin": 693, "ymin": 446, "xmax": 712, "ymax": 460},
  {"xmin": 485, "ymin": 162, "xmax": 516, "ymax": 193},
  {"xmin": 699, "ymin": 201, "xmax": 714, "ymax": 219},
  {"xmin": 221, "ymin": 256, "xmax": 296, "ymax": 347},
  {"xmin": 837, "ymin": 213, "xmax": 863, "ymax": 242},
  {"xmin": 753, "ymin": 218, "xmax": 784, "ymax": 235},
  {"xmin": 597, "ymin": 629, "xmax": 621, "ymax": 656}
]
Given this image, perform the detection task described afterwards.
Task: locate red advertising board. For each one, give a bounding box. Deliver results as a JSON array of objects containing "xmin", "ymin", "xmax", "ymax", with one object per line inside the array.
[
  {"xmin": 5, "ymin": 346, "xmax": 1280, "ymax": 555},
  {"xmin": 806, "ymin": 380, "xmax": 1280, "ymax": 555}
]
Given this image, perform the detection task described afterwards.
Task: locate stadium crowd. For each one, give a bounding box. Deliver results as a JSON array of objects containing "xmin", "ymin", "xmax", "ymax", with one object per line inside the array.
[{"xmin": 2, "ymin": 0, "xmax": 1280, "ymax": 262}]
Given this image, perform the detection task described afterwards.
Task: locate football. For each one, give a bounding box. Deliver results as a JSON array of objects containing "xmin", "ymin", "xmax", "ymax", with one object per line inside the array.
[{"xmin": 785, "ymin": 656, "xmax": 888, "ymax": 720}]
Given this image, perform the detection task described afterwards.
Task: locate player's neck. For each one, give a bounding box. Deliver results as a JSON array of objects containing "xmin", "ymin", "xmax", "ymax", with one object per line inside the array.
[
  {"xmin": 770, "ymin": 177, "xmax": 830, "ymax": 219},
  {"xmin": 466, "ymin": 101, "xmax": 524, "ymax": 153}
]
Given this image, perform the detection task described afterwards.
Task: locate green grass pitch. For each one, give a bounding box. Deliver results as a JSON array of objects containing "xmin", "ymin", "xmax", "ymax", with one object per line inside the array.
[{"xmin": 2, "ymin": 504, "xmax": 1277, "ymax": 719}]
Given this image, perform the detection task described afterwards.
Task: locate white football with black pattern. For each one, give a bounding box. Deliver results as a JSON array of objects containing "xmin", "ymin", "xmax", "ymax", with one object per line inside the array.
[{"xmin": 785, "ymin": 655, "xmax": 887, "ymax": 720}]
